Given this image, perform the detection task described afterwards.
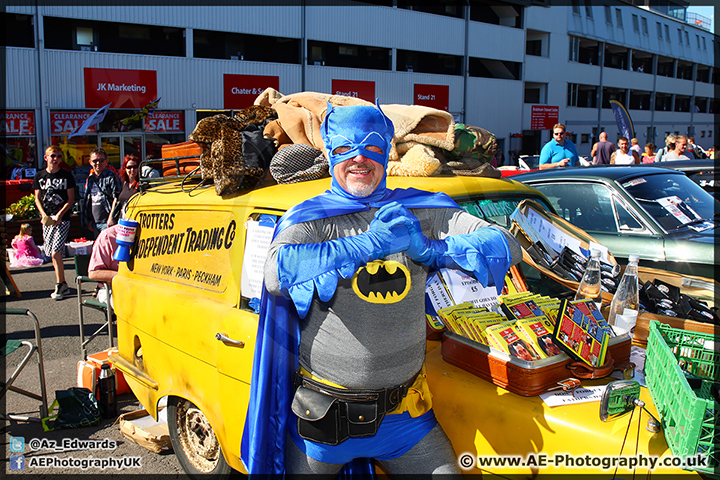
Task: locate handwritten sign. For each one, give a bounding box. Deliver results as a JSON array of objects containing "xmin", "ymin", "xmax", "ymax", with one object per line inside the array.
[
  {"xmin": 539, "ymin": 385, "xmax": 606, "ymax": 407},
  {"xmin": 240, "ymin": 220, "xmax": 276, "ymax": 300}
]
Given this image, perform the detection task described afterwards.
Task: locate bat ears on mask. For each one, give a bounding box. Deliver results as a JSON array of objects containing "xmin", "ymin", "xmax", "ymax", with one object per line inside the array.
[{"xmin": 321, "ymin": 99, "xmax": 394, "ymax": 141}]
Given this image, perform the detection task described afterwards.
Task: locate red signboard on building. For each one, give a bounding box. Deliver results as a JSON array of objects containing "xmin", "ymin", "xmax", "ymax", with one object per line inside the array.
[
  {"xmin": 145, "ymin": 111, "xmax": 184, "ymax": 132},
  {"xmin": 1, "ymin": 111, "xmax": 35, "ymax": 135},
  {"xmin": 332, "ymin": 80, "xmax": 375, "ymax": 102},
  {"xmin": 223, "ymin": 74, "xmax": 279, "ymax": 109},
  {"xmin": 84, "ymin": 68, "xmax": 158, "ymax": 109},
  {"xmin": 413, "ymin": 84, "xmax": 449, "ymax": 111},
  {"xmin": 50, "ymin": 112, "xmax": 97, "ymax": 134},
  {"xmin": 531, "ymin": 105, "xmax": 559, "ymax": 130}
]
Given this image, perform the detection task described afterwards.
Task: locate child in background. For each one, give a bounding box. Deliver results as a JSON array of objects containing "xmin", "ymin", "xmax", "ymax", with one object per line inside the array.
[{"xmin": 10, "ymin": 223, "xmax": 45, "ymax": 267}]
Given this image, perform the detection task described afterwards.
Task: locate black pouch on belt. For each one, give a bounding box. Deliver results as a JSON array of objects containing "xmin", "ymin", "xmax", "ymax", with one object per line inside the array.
[{"xmin": 291, "ymin": 386, "xmax": 348, "ymax": 445}]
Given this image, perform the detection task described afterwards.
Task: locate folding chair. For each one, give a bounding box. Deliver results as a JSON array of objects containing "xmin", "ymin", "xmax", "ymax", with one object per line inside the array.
[
  {"xmin": 1, "ymin": 308, "xmax": 49, "ymax": 421},
  {"xmin": 75, "ymin": 253, "xmax": 114, "ymax": 361}
]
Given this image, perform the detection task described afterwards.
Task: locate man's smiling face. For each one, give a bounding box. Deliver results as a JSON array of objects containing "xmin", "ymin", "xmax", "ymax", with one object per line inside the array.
[{"xmin": 332, "ymin": 145, "xmax": 384, "ymax": 198}]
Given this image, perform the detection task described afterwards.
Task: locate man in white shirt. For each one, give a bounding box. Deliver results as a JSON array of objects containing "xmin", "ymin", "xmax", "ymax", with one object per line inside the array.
[
  {"xmin": 663, "ymin": 135, "xmax": 691, "ymax": 161},
  {"xmin": 610, "ymin": 137, "xmax": 640, "ymax": 165}
]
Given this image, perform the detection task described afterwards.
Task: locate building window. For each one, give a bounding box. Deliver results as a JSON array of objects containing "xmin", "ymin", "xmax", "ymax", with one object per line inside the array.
[
  {"xmin": 685, "ymin": 31, "xmax": 689, "ymax": 45},
  {"xmin": 694, "ymin": 98, "xmax": 708, "ymax": 113},
  {"xmin": 674, "ymin": 95, "xmax": 690, "ymax": 112},
  {"xmin": 311, "ymin": 41, "xmax": 391, "ymax": 70},
  {"xmin": 641, "ymin": 18, "xmax": 648, "ymax": 35},
  {"xmin": 604, "ymin": 44, "xmax": 628, "ymax": 70},
  {"xmin": 656, "ymin": 56, "xmax": 674, "ymax": 77},
  {"xmin": 44, "ymin": 17, "xmax": 185, "ymax": 56},
  {"xmin": 678, "ymin": 29, "xmax": 682, "ymax": 44},
  {"xmin": 697, "ymin": 65, "xmax": 710, "ymax": 83},
  {"xmin": 468, "ymin": 57, "xmax": 522, "ymax": 80},
  {"xmin": 397, "ymin": 50, "xmax": 461, "ymax": 75},
  {"xmin": 664, "ymin": 25, "xmax": 670, "ymax": 41},
  {"xmin": 702, "ymin": 37, "xmax": 706, "ymax": 50},
  {"xmin": 568, "ymin": 35, "xmax": 599, "ymax": 65},
  {"xmin": 676, "ymin": 61, "xmax": 693, "ymax": 80},
  {"xmin": 696, "ymin": 35, "xmax": 700, "ymax": 49},
  {"xmin": 602, "ymin": 87, "xmax": 627, "ymax": 109},
  {"xmin": 631, "ymin": 51, "xmax": 653, "ymax": 74},
  {"xmin": 194, "ymin": 30, "xmax": 300, "ymax": 64},
  {"xmin": 568, "ymin": 83, "xmax": 597, "ymax": 108},
  {"xmin": 526, "ymin": 39, "xmax": 542, "ymax": 56},
  {"xmin": 629, "ymin": 90, "xmax": 651, "ymax": 110},
  {"xmin": 524, "ymin": 83, "xmax": 546, "ymax": 104},
  {"xmin": 615, "ymin": 9, "xmax": 623, "ymax": 27},
  {"xmin": 632, "ymin": 15, "xmax": 639, "ymax": 32},
  {"xmin": 656, "ymin": 22, "xmax": 663, "ymax": 39},
  {"xmin": 398, "ymin": 0, "xmax": 463, "ymax": 19},
  {"xmin": 1, "ymin": 12, "xmax": 34, "ymax": 48},
  {"xmin": 605, "ymin": 6, "xmax": 612, "ymax": 24},
  {"xmin": 468, "ymin": 2, "xmax": 523, "ymax": 29},
  {"xmin": 655, "ymin": 93, "xmax": 672, "ymax": 111},
  {"xmin": 584, "ymin": 1, "xmax": 593, "ymax": 18},
  {"xmin": 571, "ymin": 0, "xmax": 580, "ymax": 15}
]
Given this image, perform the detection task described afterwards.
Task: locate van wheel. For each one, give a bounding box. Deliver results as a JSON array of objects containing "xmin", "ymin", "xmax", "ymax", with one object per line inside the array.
[{"xmin": 168, "ymin": 396, "xmax": 232, "ymax": 479}]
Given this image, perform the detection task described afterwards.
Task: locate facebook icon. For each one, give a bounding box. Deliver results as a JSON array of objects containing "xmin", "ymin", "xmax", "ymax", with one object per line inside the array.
[{"xmin": 10, "ymin": 455, "xmax": 25, "ymax": 470}]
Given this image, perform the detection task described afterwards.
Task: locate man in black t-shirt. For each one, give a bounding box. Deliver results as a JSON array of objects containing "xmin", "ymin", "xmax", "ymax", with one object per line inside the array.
[{"xmin": 33, "ymin": 145, "xmax": 77, "ymax": 300}]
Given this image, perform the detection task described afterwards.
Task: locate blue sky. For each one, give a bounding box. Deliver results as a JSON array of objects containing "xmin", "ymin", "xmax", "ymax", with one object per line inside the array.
[{"xmin": 686, "ymin": 6, "xmax": 715, "ymax": 34}]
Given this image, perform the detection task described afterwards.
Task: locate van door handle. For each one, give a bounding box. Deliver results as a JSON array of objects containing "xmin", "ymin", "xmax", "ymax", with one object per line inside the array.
[{"xmin": 216, "ymin": 332, "xmax": 245, "ymax": 348}]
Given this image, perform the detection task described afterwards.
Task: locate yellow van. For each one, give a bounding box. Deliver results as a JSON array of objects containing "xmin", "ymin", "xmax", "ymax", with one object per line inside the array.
[{"xmin": 109, "ymin": 174, "xmax": 701, "ymax": 478}]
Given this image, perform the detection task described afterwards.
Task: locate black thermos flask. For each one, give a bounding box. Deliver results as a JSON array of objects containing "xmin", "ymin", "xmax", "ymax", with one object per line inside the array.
[{"xmin": 98, "ymin": 363, "xmax": 117, "ymax": 418}]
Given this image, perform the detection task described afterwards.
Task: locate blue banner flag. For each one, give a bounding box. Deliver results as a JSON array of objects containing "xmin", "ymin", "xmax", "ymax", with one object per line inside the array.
[
  {"xmin": 609, "ymin": 100, "xmax": 634, "ymax": 140},
  {"xmin": 68, "ymin": 103, "xmax": 111, "ymax": 139}
]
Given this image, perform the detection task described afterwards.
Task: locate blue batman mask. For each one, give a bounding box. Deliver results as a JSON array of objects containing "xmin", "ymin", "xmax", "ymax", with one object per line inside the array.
[{"xmin": 320, "ymin": 101, "xmax": 395, "ymax": 201}]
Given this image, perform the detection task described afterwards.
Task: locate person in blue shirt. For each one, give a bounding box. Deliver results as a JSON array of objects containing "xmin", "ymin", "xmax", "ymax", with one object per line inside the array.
[{"xmin": 539, "ymin": 123, "xmax": 579, "ymax": 170}]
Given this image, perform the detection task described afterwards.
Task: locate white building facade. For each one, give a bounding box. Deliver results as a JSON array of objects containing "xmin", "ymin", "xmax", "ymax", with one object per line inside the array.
[{"xmin": 2, "ymin": 1, "xmax": 716, "ymax": 173}]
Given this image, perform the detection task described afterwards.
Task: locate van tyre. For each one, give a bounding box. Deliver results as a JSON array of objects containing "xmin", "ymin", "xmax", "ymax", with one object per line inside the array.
[{"xmin": 168, "ymin": 396, "xmax": 233, "ymax": 479}]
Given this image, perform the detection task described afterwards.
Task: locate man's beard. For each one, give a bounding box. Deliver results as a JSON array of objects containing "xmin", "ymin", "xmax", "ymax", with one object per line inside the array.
[{"xmin": 346, "ymin": 178, "xmax": 379, "ymax": 197}]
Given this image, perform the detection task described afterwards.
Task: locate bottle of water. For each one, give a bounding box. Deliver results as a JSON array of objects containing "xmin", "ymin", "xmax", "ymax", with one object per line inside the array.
[
  {"xmin": 574, "ymin": 249, "xmax": 603, "ymax": 310},
  {"xmin": 607, "ymin": 255, "xmax": 640, "ymax": 333}
]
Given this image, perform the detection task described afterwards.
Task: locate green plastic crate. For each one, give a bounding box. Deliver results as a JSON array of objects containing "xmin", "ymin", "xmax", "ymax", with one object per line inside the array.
[{"xmin": 645, "ymin": 321, "xmax": 720, "ymax": 477}]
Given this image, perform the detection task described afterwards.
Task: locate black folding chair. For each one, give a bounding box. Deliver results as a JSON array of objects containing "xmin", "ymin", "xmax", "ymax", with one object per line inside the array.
[{"xmin": 2, "ymin": 308, "xmax": 49, "ymax": 421}]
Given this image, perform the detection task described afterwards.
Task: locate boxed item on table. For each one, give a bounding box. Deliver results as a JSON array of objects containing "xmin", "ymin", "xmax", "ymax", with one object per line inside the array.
[
  {"xmin": 552, "ymin": 298, "xmax": 610, "ymax": 369},
  {"xmin": 66, "ymin": 239, "xmax": 94, "ymax": 256},
  {"xmin": 484, "ymin": 321, "xmax": 544, "ymax": 362},
  {"xmin": 515, "ymin": 317, "xmax": 563, "ymax": 358}
]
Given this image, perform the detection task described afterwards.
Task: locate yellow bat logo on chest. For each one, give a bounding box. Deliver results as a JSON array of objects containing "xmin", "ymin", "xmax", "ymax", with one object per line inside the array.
[{"xmin": 351, "ymin": 260, "xmax": 411, "ymax": 303}]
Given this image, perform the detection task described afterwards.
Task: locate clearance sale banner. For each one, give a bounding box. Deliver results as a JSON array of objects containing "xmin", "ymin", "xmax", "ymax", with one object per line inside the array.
[{"xmin": 84, "ymin": 68, "xmax": 158, "ymax": 109}]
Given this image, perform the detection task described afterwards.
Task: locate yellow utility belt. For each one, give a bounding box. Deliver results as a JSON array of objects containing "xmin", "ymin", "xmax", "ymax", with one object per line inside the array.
[{"xmin": 298, "ymin": 365, "xmax": 432, "ymax": 417}]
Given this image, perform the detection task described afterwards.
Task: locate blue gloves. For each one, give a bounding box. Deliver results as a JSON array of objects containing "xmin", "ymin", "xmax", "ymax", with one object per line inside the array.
[
  {"xmin": 276, "ymin": 202, "xmax": 513, "ymax": 317},
  {"xmin": 371, "ymin": 202, "xmax": 513, "ymax": 293},
  {"xmin": 276, "ymin": 203, "xmax": 410, "ymax": 317}
]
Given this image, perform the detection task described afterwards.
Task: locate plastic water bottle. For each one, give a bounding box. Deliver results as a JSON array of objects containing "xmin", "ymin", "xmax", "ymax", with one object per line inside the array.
[
  {"xmin": 574, "ymin": 249, "xmax": 603, "ymax": 310},
  {"xmin": 607, "ymin": 255, "xmax": 640, "ymax": 333},
  {"xmin": 97, "ymin": 363, "xmax": 117, "ymax": 418}
]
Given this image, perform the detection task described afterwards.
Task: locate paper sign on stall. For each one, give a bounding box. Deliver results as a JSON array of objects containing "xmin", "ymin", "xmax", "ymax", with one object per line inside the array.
[
  {"xmin": 240, "ymin": 220, "xmax": 275, "ymax": 300},
  {"xmin": 539, "ymin": 385, "xmax": 606, "ymax": 407}
]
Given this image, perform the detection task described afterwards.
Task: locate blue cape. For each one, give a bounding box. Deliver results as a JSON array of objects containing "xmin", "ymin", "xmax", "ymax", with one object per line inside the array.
[{"xmin": 240, "ymin": 188, "xmax": 459, "ymax": 475}]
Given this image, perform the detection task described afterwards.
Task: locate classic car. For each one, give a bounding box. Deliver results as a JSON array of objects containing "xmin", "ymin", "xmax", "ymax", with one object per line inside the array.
[{"xmin": 517, "ymin": 165, "xmax": 718, "ymax": 278}]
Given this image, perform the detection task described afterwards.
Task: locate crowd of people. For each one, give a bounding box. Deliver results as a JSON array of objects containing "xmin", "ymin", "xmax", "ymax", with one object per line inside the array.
[
  {"xmin": 9, "ymin": 145, "xmax": 152, "ymax": 301},
  {"xmin": 538, "ymin": 124, "xmax": 715, "ymax": 170}
]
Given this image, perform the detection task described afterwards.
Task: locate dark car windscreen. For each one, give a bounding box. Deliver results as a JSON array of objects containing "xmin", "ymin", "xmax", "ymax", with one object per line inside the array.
[
  {"xmin": 620, "ymin": 173, "xmax": 719, "ymax": 231},
  {"xmin": 456, "ymin": 195, "xmax": 553, "ymax": 230}
]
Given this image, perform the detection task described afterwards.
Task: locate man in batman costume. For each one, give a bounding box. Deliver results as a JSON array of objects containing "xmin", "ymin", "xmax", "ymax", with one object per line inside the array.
[{"xmin": 241, "ymin": 101, "xmax": 522, "ymax": 476}]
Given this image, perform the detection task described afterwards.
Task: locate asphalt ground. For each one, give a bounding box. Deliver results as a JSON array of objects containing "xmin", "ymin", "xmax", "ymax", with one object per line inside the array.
[{"xmin": 2, "ymin": 257, "xmax": 186, "ymax": 477}]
